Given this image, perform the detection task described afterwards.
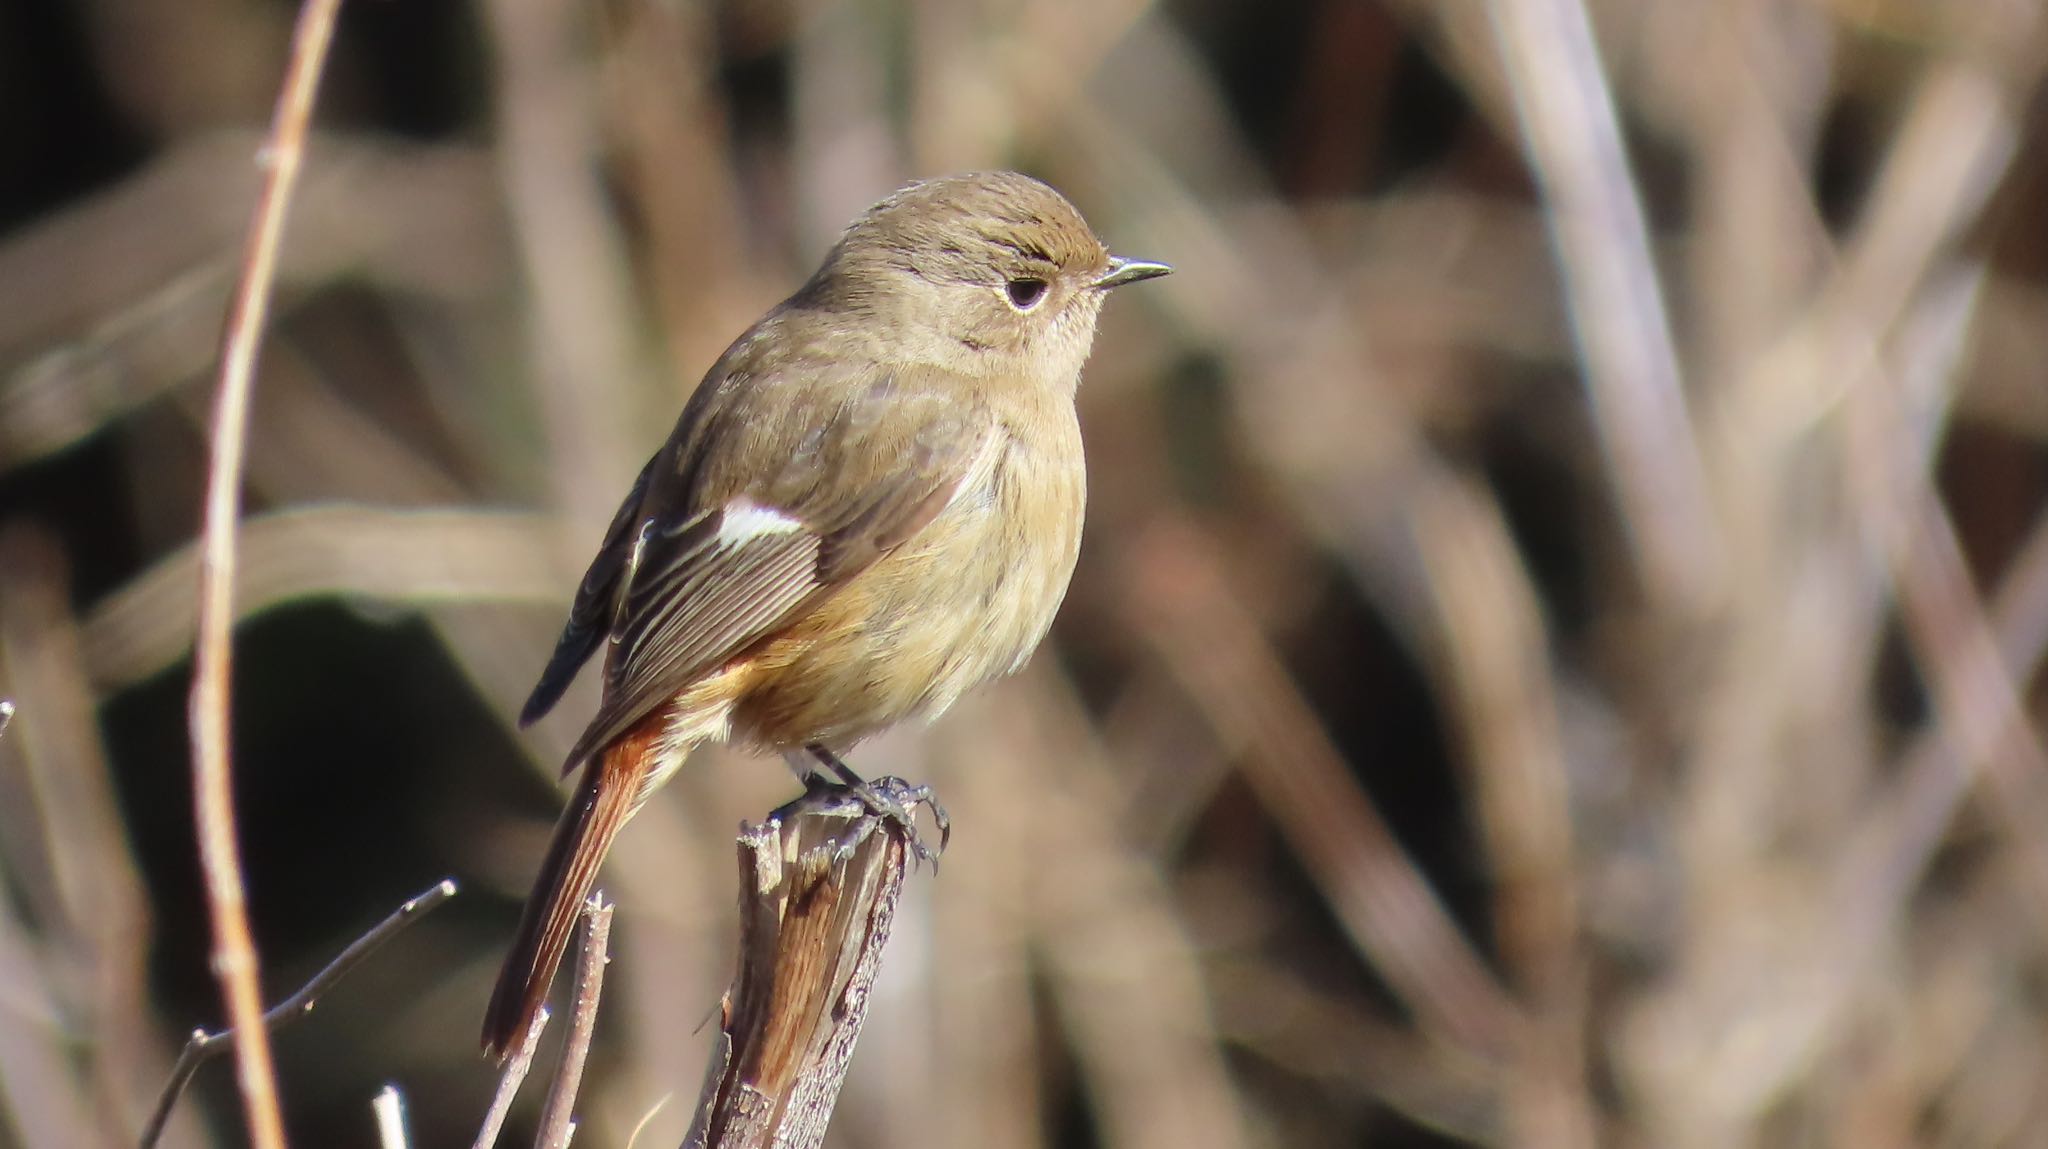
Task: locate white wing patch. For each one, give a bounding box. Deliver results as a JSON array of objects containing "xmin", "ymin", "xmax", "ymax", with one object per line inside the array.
[{"xmin": 717, "ymin": 500, "xmax": 806, "ymax": 547}]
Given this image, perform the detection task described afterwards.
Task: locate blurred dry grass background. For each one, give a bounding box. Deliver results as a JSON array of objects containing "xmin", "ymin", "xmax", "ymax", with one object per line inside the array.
[{"xmin": 4, "ymin": 0, "xmax": 2048, "ymax": 1146}]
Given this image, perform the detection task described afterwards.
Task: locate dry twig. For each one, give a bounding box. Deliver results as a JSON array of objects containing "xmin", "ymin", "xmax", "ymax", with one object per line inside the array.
[
  {"xmin": 185, "ymin": 1, "xmax": 346, "ymax": 1146},
  {"xmin": 0, "ymin": 529, "xmax": 165, "ymax": 1146},
  {"xmin": 1125, "ymin": 517, "xmax": 1523, "ymax": 1060},
  {"xmin": 1486, "ymin": 0, "xmax": 1719, "ymax": 613},
  {"xmin": 472, "ymin": 1009, "xmax": 551, "ymax": 1149},
  {"xmin": 84, "ymin": 507, "xmax": 559, "ymax": 692},
  {"xmin": 989, "ymin": 674, "xmax": 1257, "ymax": 1149},
  {"xmin": 372, "ymin": 1086, "xmax": 410, "ymax": 1149},
  {"xmin": 139, "ymin": 880, "xmax": 459, "ymax": 1149},
  {"xmin": 535, "ymin": 896, "xmax": 616, "ymax": 1149}
]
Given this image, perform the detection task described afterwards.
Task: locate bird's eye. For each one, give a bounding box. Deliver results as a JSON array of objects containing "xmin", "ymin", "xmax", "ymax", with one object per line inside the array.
[{"xmin": 1005, "ymin": 278, "xmax": 1049, "ymax": 311}]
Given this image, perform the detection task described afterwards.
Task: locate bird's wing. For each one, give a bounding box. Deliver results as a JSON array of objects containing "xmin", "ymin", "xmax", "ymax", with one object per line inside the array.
[
  {"xmin": 518, "ymin": 456, "xmax": 656, "ymax": 727},
  {"xmin": 554, "ymin": 364, "xmax": 994, "ymax": 771}
]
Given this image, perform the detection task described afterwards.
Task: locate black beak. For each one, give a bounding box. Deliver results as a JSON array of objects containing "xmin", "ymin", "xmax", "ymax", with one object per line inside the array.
[{"xmin": 1094, "ymin": 256, "xmax": 1173, "ymax": 290}]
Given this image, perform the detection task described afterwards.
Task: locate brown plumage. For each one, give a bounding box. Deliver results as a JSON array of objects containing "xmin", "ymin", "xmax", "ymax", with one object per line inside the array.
[{"xmin": 482, "ymin": 171, "xmax": 1169, "ymax": 1057}]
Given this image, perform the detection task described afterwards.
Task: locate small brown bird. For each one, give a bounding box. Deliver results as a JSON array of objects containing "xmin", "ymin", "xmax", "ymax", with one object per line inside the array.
[{"xmin": 482, "ymin": 172, "xmax": 1169, "ymax": 1056}]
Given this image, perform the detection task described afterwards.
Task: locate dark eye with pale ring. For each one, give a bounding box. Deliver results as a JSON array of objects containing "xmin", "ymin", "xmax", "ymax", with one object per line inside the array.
[{"xmin": 1005, "ymin": 278, "xmax": 1049, "ymax": 310}]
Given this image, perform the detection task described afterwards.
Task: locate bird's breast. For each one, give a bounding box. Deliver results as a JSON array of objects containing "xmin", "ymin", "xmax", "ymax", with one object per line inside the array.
[{"xmin": 732, "ymin": 410, "xmax": 1085, "ymax": 749}]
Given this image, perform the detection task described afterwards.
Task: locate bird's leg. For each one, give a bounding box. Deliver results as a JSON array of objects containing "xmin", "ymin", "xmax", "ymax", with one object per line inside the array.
[{"xmin": 805, "ymin": 743, "xmax": 950, "ymax": 867}]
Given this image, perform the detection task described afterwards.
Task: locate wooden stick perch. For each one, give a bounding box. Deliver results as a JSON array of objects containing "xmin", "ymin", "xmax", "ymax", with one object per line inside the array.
[{"xmin": 682, "ymin": 779, "xmax": 936, "ymax": 1149}]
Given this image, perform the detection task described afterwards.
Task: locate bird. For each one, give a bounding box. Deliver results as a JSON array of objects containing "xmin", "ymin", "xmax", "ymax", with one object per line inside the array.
[{"xmin": 482, "ymin": 171, "xmax": 1170, "ymax": 1057}]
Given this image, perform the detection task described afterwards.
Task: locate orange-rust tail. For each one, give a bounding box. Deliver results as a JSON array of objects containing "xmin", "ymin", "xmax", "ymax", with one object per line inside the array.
[{"xmin": 481, "ymin": 738, "xmax": 651, "ymax": 1059}]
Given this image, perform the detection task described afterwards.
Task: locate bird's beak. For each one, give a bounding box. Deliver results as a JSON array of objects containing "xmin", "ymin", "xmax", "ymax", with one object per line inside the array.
[{"xmin": 1094, "ymin": 256, "xmax": 1173, "ymax": 290}]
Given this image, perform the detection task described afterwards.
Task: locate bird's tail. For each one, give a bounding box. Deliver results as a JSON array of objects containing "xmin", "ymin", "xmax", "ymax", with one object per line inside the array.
[{"xmin": 481, "ymin": 729, "xmax": 660, "ymax": 1059}]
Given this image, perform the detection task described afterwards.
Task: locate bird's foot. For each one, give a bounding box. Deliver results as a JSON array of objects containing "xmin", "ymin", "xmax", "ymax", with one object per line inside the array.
[{"xmin": 769, "ymin": 770, "xmax": 950, "ymax": 872}]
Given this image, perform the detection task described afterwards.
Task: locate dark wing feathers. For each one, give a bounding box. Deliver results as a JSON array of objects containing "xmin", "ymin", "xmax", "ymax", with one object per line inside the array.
[
  {"xmin": 531, "ymin": 352, "xmax": 992, "ymax": 772},
  {"xmin": 556, "ymin": 518, "xmax": 819, "ymax": 770},
  {"xmin": 519, "ymin": 456, "xmax": 656, "ymax": 727}
]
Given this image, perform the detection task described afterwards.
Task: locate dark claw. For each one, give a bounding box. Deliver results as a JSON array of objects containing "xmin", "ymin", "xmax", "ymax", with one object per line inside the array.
[{"xmin": 869, "ymin": 777, "xmax": 950, "ymax": 860}]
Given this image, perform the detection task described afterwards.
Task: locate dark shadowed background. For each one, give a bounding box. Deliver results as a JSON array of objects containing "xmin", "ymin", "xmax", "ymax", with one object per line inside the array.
[{"xmin": 4, "ymin": 0, "xmax": 2048, "ymax": 1146}]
